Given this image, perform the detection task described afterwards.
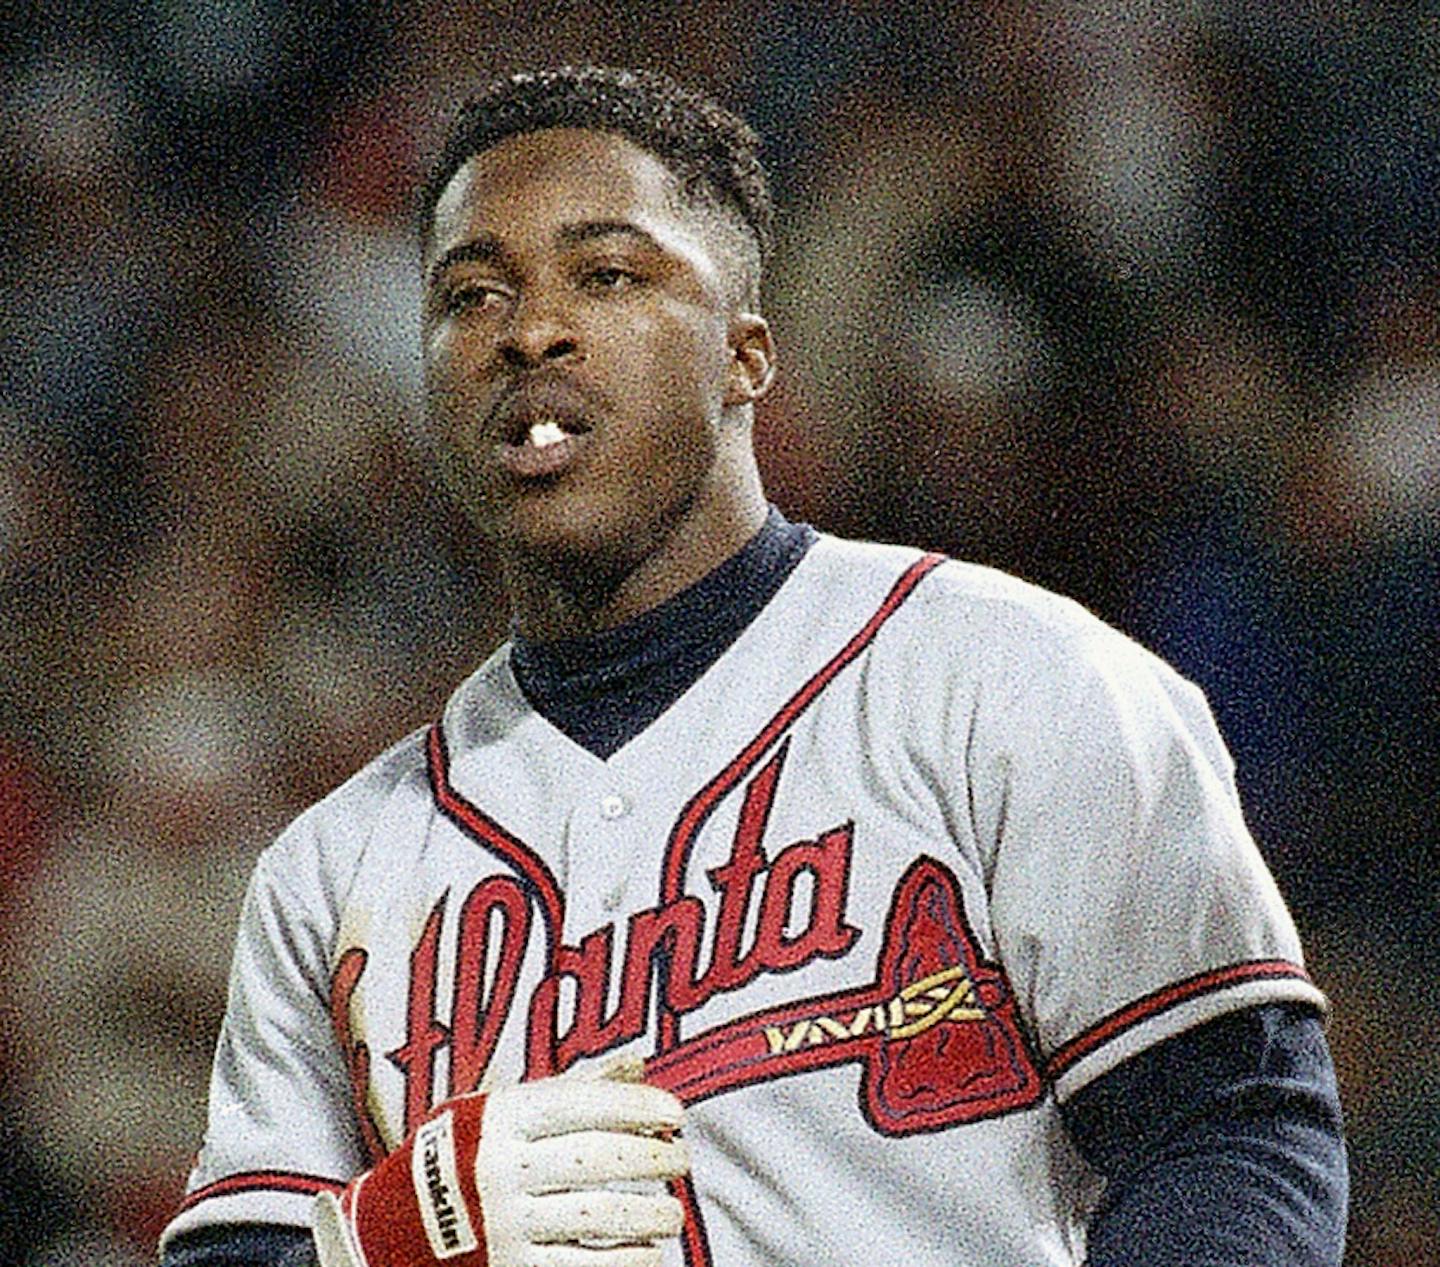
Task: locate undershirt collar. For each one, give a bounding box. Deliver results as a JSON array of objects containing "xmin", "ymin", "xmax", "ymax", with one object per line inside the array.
[{"xmin": 510, "ymin": 507, "xmax": 817, "ymax": 758}]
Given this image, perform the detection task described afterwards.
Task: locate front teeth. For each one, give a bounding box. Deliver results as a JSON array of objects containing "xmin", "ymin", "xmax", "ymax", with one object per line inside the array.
[{"xmin": 528, "ymin": 421, "xmax": 568, "ymax": 448}]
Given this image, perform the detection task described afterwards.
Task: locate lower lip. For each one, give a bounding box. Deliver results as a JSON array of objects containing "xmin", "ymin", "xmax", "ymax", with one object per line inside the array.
[{"xmin": 495, "ymin": 433, "xmax": 586, "ymax": 479}]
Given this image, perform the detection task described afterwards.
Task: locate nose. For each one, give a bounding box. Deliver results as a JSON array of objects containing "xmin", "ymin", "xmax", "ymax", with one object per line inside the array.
[{"xmin": 498, "ymin": 292, "xmax": 581, "ymax": 369}]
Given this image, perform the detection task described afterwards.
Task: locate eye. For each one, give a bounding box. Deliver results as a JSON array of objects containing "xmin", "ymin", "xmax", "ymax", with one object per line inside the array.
[
  {"xmin": 440, "ymin": 281, "xmax": 510, "ymax": 316},
  {"xmin": 583, "ymin": 265, "xmax": 641, "ymax": 292}
]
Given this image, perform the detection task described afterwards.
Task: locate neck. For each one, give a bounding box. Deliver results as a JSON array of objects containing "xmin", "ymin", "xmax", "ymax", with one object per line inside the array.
[{"xmin": 503, "ymin": 473, "xmax": 768, "ymax": 642}]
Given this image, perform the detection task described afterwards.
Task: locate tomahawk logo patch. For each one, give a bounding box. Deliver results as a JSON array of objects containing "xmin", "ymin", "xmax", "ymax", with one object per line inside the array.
[
  {"xmin": 646, "ymin": 855, "xmax": 1043, "ymax": 1134},
  {"xmin": 865, "ymin": 857, "xmax": 1042, "ymax": 1131}
]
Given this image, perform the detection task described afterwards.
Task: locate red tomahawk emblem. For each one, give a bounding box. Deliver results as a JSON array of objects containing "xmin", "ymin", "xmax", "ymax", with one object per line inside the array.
[{"xmin": 645, "ymin": 855, "xmax": 1044, "ymax": 1133}]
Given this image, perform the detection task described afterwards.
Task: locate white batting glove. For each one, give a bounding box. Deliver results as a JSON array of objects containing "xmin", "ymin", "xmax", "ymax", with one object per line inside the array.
[{"xmin": 313, "ymin": 1058, "xmax": 688, "ymax": 1267}]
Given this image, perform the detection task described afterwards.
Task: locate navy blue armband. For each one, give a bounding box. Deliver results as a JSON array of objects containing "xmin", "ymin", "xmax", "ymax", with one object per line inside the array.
[{"xmin": 1062, "ymin": 1002, "xmax": 1347, "ymax": 1267}]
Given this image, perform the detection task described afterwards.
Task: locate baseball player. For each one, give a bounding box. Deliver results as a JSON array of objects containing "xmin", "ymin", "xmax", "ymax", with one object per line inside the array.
[{"xmin": 160, "ymin": 66, "xmax": 1347, "ymax": 1267}]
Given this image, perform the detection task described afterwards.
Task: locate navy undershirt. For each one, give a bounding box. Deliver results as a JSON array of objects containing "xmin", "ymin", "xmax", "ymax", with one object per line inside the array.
[
  {"xmin": 162, "ymin": 508, "xmax": 1346, "ymax": 1267},
  {"xmin": 510, "ymin": 506, "xmax": 817, "ymax": 757}
]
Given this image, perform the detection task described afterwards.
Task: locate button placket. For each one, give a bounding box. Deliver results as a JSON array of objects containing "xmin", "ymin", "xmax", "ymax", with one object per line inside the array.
[
  {"xmin": 597, "ymin": 788, "xmax": 633, "ymax": 911},
  {"xmin": 564, "ymin": 776, "xmax": 641, "ymax": 927}
]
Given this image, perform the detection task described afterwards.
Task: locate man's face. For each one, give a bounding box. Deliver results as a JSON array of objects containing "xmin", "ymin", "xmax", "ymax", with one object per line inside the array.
[{"xmin": 422, "ymin": 127, "xmax": 761, "ymax": 583}]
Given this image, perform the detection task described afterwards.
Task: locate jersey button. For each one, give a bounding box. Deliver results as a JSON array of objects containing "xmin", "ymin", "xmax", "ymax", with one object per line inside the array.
[{"xmin": 599, "ymin": 793, "xmax": 629, "ymax": 820}]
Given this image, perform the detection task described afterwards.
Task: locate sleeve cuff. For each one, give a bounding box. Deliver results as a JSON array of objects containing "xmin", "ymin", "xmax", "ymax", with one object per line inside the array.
[
  {"xmin": 1046, "ymin": 960, "xmax": 1326, "ymax": 1102},
  {"xmin": 160, "ymin": 1172, "xmax": 343, "ymax": 1253}
]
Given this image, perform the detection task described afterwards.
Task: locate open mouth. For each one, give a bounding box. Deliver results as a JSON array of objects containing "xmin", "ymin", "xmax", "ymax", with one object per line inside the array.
[
  {"xmin": 491, "ymin": 384, "xmax": 596, "ymax": 479},
  {"xmin": 523, "ymin": 420, "xmax": 571, "ymax": 449},
  {"xmin": 501, "ymin": 410, "xmax": 591, "ymax": 448},
  {"xmin": 494, "ymin": 379, "xmax": 595, "ymax": 448},
  {"xmin": 500, "ymin": 415, "xmax": 591, "ymax": 479}
]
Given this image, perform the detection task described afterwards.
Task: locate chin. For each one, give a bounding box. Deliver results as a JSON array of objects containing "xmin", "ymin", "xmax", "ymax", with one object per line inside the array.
[{"xmin": 498, "ymin": 495, "xmax": 634, "ymax": 575}]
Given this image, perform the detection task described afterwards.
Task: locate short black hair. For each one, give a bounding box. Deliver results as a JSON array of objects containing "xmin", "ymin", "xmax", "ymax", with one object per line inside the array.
[{"xmin": 420, "ymin": 65, "xmax": 772, "ymax": 297}]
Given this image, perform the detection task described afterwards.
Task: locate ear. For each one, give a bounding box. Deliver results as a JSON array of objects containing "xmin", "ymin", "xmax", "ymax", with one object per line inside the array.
[{"xmin": 723, "ymin": 314, "xmax": 777, "ymax": 407}]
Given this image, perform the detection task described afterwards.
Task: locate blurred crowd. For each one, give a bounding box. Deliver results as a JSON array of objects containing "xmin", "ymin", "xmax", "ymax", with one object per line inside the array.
[{"xmin": 1, "ymin": 4, "xmax": 1435, "ymax": 1264}]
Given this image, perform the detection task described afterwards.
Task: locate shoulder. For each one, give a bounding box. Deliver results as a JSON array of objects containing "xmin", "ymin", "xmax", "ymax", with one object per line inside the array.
[
  {"xmin": 806, "ymin": 532, "xmax": 1177, "ymax": 681},
  {"xmin": 248, "ymin": 723, "xmax": 432, "ymax": 917},
  {"xmin": 803, "ymin": 532, "xmax": 1224, "ymax": 754},
  {"xmin": 439, "ymin": 637, "xmax": 531, "ymax": 754},
  {"xmin": 254, "ymin": 643, "xmax": 519, "ymax": 907},
  {"xmin": 804, "ymin": 531, "xmax": 1105, "ymax": 632}
]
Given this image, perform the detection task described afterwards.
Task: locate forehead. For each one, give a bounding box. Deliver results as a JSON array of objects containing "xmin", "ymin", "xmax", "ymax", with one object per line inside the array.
[{"xmin": 427, "ymin": 127, "xmax": 694, "ymax": 259}]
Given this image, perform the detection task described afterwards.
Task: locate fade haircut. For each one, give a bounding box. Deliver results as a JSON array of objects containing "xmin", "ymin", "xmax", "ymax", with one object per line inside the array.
[{"xmin": 420, "ymin": 65, "xmax": 772, "ymax": 307}]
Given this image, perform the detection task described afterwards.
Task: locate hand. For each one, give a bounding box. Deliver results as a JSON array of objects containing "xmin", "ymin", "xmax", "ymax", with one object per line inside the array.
[{"xmin": 313, "ymin": 1057, "xmax": 689, "ymax": 1267}]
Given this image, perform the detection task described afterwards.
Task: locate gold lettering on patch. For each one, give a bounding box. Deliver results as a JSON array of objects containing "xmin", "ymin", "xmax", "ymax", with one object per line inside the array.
[
  {"xmin": 761, "ymin": 965, "xmax": 985, "ymax": 1054},
  {"xmin": 889, "ymin": 967, "xmax": 985, "ymax": 1038}
]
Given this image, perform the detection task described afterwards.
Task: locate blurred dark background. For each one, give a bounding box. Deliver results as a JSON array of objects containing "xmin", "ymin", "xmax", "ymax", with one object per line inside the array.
[{"xmin": 1, "ymin": 3, "xmax": 1434, "ymax": 1263}]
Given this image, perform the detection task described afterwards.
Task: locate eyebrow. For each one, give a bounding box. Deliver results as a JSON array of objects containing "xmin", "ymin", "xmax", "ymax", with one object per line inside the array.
[
  {"xmin": 428, "ymin": 220, "xmax": 665, "ymax": 288},
  {"xmin": 555, "ymin": 220, "xmax": 662, "ymax": 251},
  {"xmin": 428, "ymin": 234, "xmax": 503, "ymax": 288}
]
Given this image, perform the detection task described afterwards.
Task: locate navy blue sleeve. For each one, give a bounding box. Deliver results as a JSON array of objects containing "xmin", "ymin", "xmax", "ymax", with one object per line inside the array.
[
  {"xmin": 1062, "ymin": 1002, "xmax": 1348, "ymax": 1267},
  {"xmin": 162, "ymin": 1223, "xmax": 317, "ymax": 1267}
]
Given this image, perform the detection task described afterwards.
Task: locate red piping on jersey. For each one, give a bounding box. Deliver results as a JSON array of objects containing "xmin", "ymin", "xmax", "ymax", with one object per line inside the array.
[
  {"xmin": 427, "ymin": 721, "xmax": 564, "ymax": 964},
  {"xmin": 176, "ymin": 1170, "xmax": 343, "ymax": 1212},
  {"xmin": 674, "ymin": 1175, "xmax": 713, "ymax": 1266},
  {"xmin": 655, "ymin": 550, "xmax": 946, "ymax": 1052},
  {"xmin": 1044, "ymin": 958, "xmax": 1314, "ymax": 1082}
]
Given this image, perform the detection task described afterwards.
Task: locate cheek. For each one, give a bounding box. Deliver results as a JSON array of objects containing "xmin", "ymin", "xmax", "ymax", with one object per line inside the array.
[
  {"xmin": 422, "ymin": 330, "xmax": 460, "ymax": 411},
  {"xmin": 625, "ymin": 310, "xmax": 730, "ymax": 407},
  {"xmin": 424, "ymin": 327, "xmax": 473, "ymax": 394},
  {"xmin": 424, "ymin": 332, "xmax": 498, "ymax": 434}
]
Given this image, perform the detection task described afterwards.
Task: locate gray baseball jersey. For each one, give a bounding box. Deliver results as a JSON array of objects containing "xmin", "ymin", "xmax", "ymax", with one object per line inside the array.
[{"xmin": 163, "ymin": 534, "xmax": 1323, "ymax": 1266}]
